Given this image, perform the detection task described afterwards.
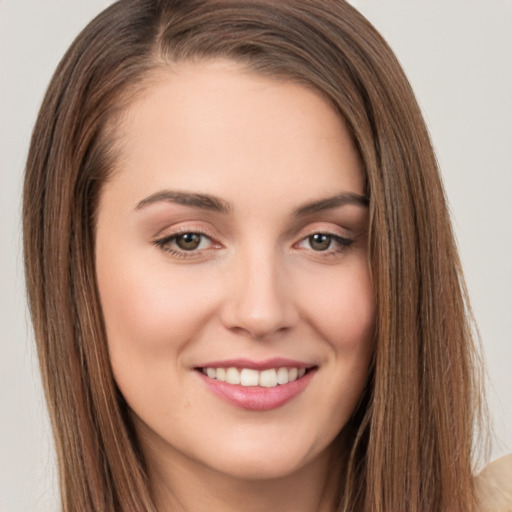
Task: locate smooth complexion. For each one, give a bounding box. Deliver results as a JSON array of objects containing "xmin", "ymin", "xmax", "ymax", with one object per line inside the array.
[{"xmin": 95, "ymin": 60, "xmax": 375, "ymax": 512}]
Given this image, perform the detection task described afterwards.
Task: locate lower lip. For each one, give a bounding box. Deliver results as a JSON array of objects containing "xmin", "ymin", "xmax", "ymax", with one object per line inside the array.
[{"xmin": 197, "ymin": 369, "xmax": 316, "ymax": 411}]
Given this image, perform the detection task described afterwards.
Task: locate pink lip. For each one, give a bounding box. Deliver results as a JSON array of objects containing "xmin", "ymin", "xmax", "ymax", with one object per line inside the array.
[
  {"xmin": 197, "ymin": 357, "xmax": 313, "ymax": 371},
  {"xmin": 196, "ymin": 361, "xmax": 317, "ymax": 411}
]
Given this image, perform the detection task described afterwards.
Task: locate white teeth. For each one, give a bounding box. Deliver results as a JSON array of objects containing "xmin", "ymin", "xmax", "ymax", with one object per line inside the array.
[
  {"xmin": 225, "ymin": 367, "xmax": 241, "ymax": 385},
  {"xmin": 202, "ymin": 366, "xmax": 310, "ymax": 387},
  {"xmin": 240, "ymin": 368, "xmax": 259, "ymax": 387},
  {"xmin": 216, "ymin": 367, "xmax": 226, "ymax": 382},
  {"xmin": 259, "ymin": 369, "xmax": 277, "ymax": 387},
  {"xmin": 276, "ymin": 367, "xmax": 289, "ymax": 385}
]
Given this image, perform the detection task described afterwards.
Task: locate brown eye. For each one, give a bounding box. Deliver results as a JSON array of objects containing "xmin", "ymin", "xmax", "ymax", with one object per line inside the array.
[
  {"xmin": 175, "ymin": 233, "xmax": 202, "ymax": 250},
  {"xmin": 308, "ymin": 233, "xmax": 332, "ymax": 251}
]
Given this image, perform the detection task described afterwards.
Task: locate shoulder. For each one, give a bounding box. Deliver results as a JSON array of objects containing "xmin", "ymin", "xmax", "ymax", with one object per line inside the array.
[{"xmin": 475, "ymin": 453, "xmax": 512, "ymax": 512}]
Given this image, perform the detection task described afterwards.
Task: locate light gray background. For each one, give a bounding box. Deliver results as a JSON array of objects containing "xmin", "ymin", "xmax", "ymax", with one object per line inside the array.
[{"xmin": 1, "ymin": 1, "xmax": 510, "ymax": 511}]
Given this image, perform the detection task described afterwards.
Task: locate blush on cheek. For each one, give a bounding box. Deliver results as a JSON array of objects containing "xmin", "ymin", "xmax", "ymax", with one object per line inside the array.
[
  {"xmin": 300, "ymin": 267, "xmax": 375, "ymax": 353},
  {"xmin": 104, "ymin": 292, "xmax": 188, "ymax": 354},
  {"xmin": 99, "ymin": 260, "xmax": 222, "ymax": 361}
]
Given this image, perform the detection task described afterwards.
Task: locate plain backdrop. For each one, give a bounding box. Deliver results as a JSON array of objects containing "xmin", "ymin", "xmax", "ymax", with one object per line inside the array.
[{"xmin": 1, "ymin": 1, "xmax": 510, "ymax": 511}]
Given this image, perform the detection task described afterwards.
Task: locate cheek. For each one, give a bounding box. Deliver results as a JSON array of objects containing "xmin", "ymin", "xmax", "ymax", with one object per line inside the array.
[
  {"xmin": 95, "ymin": 246, "xmax": 219, "ymax": 368},
  {"xmin": 298, "ymin": 258, "xmax": 375, "ymax": 395},
  {"xmin": 95, "ymin": 250, "xmax": 224, "ymax": 427},
  {"xmin": 299, "ymin": 257, "xmax": 374, "ymax": 415},
  {"xmin": 300, "ymin": 258, "xmax": 375, "ymax": 354}
]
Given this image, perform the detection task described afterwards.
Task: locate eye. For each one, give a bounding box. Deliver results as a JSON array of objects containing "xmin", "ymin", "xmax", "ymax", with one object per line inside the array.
[
  {"xmin": 174, "ymin": 232, "xmax": 205, "ymax": 251},
  {"xmin": 308, "ymin": 233, "xmax": 333, "ymax": 251},
  {"xmin": 297, "ymin": 233, "xmax": 354, "ymax": 252},
  {"xmin": 153, "ymin": 231, "xmax": 216, "ymax": 255}
]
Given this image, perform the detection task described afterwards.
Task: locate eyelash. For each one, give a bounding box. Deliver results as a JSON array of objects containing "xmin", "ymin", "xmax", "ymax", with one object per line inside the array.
[
  {"xmin": 152, "ymin": 231, "xmax": 217, "ymax": 258},
  {"xmin": 152, "ymin": 230, "xmax": 355, "ymax": 259},
  {"xmin": 296, "ymin": 233, "xmax": 355, "ymax": 254}
]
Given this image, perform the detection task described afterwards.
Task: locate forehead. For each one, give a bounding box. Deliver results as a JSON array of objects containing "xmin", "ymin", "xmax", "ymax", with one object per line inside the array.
[{"xmin": 102, "ymin": 59, "xmax": 364, "ymax": 211}]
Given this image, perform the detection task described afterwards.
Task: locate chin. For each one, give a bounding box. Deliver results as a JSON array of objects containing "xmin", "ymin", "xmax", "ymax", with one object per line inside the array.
[
  {"xmin": 207, "ymin": 452, "xmax": 314, "ymax": 481},
  {"xmin": 194, "ymin": 432, "xmax": 333, "ymax": 482}
]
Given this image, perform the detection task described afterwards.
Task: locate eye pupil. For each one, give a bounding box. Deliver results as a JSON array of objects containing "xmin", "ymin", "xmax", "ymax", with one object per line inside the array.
[
  {"xmin": 176, "ymin": 233, "xmax": 201, "ymax": 250},
  {"xmin": 309, "ymin": 233, "xmax": 331, "ymax": 251}
]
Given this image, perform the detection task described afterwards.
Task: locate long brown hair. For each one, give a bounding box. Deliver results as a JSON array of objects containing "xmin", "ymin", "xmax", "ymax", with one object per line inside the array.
[{"xmin": 23, "ymin": 1, "xmax": 484, "ymax": 510}]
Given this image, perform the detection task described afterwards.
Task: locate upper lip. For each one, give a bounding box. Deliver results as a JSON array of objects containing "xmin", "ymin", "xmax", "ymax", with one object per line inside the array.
[{"xmin": 196, "ymin": 358, "xmax": 315, "ymax": 371}]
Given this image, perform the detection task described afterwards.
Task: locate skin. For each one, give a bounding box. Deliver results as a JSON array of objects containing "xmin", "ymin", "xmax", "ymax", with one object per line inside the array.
[{"xmin": 95, "ymin": 60, "xmax": 375, "ymax": 512}]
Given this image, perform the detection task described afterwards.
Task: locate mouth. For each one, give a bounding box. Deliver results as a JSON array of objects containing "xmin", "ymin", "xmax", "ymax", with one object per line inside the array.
[
  {"xmin": 195, "ymin": 359, "xmax": 317, "ymax": 410},
  {"xmin": 198, "ymin": 365, "xmax": 313, "ymax": 388}
]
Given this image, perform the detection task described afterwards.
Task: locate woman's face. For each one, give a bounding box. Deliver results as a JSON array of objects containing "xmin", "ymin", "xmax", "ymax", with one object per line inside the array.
[{"xmin": 95, "ymin": 60, "xmax": 375, "ymax": 482}]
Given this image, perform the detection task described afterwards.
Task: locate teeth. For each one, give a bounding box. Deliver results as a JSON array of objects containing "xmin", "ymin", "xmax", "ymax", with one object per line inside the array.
[
  {"xmin": 202, "ymin": 366, "xmax": 309, "ymax": 387},
  {"xmin": 240, "ymin": 368, "xmax": 259, "ymax": 387},
  {"xmin": 276, "ymin": 367, "xmax": 289, "ymax": 385},
  {"xmin": 226, "ymin": 367, "xmax": 240, "ymax": 385},
  {"xmin": 260, "ymin": 369, "xmax": 277, "ymax": 387}
]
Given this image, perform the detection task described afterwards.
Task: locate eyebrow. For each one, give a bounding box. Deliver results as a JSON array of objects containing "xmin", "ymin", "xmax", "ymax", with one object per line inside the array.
[
  {"xmin": 135, "ymin": 190, "xmax": 231, "ymax": 213},
  {"xmin": 135, "ymin": 189, "xmax": 368, "ymax": 216},
  {"xmin": 293, "ymin": 192, "xmax": 369, "ymax": 216}
]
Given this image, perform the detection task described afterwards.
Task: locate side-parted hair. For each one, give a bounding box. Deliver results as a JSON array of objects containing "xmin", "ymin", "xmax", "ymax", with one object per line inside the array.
[{"xmin": 23, "ymin": 1, "xmax": 484, "ymax": 510}]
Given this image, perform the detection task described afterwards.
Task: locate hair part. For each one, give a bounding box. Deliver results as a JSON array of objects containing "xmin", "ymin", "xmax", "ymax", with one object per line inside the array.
[{"xmin": 23, "ymin": 1, "xmax": 485, "ymax": 510}]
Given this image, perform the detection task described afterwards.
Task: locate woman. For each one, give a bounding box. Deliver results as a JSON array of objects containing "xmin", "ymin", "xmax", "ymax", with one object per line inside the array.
[{"xmin": 22, "ymin": 0, "xmax": 496, "ymax": 510}]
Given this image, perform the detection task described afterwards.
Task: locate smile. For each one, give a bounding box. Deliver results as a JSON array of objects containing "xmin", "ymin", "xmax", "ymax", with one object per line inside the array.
[
  {"xmin": 196, "ymin": 360, "xmax": 317, "ymax": 411},
  {"xmin": 200, "ymin": 366, "xmax": 308, "ymax": 387}
]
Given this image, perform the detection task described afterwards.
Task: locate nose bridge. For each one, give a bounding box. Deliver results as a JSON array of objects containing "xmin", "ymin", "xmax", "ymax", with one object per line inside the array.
[{"xmin": 221, "ymin": 241, "xmax": 297, "ymax": 339}]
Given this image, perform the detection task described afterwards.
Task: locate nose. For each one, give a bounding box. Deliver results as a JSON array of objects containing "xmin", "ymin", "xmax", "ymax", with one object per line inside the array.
[{"xmin": 220, "ymin": 247, "xmax": 299, "ymax": 340}]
